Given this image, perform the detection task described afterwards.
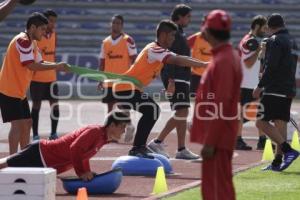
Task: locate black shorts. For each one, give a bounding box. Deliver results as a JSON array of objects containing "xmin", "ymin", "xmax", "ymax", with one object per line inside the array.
[
  {"xmin": 100, "ymin": 87, "xmax": 116, "ymax": 103},
  {"xmin": 241, "ymin": 88, "xmax": 255, "ymax": 123},
  {"xmin": 114, "ymin": 90, "xmax": 158, "ymax": 109},
  {"xmin": 190, "ymin": 74, "xmax": 201, "ymax": 97},
  {"xmin": 7, "ymin": 141, "xmax": 44, "ymax": 167},
  {"xmin": 161, "ymin": 77, "xmax": 190, "ymax": 111},
  {"xmin": 30, "ymin": 81, "xmax": 58, "ymax": 101},
  {"xmin": 257, "ymin": 95, "xmax": 292, "ymax": 122},
  {"xmin": 0, "ymin": 93, "xmax": 31, "ymax": 123}
]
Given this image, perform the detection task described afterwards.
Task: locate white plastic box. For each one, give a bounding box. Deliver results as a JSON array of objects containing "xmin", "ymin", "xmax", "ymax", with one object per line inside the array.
[{"xmin": 0, "ymin": 167, "xmax": 56, "ymax": 200}]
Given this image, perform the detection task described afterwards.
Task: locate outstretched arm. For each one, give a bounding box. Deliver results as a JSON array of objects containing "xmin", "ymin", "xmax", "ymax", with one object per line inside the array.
[
  {"xmin": 165, "ymin": 54, "xmax": 209, "ymax": 68},
  {"xmin": 79, "ymin": 160, "xmax": 94, "ymax": 181},
  {"xmin": 69, "ymin": 128, "xmax": 100, "ymax": 180},
  {"xmin": 0, "ymin": 0, "xmax": 18, "ymax": 21},
  {"xmin": 26, "ymin": 62, "xmax": 70, "ymax": 72}
]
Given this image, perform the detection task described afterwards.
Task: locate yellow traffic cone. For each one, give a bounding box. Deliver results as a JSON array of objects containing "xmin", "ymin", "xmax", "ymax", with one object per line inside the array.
[
  {"xmin": 76, "ymin": 187, "xmax": 88, "ymax": 200},
  {"xmin": 291, "ymin": 130, "xmax": 300, "ymax": 151},
  {"xmin": 152, "ymin": 166, "xmax": 168, "ymax": 195},
  {"xmin": 262, "ymin": 139, "xmax": 274, "ymax": 161}
]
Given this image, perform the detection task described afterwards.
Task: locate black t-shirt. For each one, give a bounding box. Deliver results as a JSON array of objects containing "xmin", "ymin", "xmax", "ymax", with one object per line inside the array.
[{"xmin": 161, "ymin": 26, "xmax": 191, "ymax": 82}]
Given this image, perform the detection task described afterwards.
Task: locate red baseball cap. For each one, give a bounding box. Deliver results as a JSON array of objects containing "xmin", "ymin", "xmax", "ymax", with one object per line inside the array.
[{"xmin": 202, "ymin": 10, "xmax": 231, "ymax": 31}]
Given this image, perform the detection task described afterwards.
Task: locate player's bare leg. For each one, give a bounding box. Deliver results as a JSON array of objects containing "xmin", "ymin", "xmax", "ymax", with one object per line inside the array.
[
  {"xmin": 8, "ymin": 120, "xmax": 21, "ymax": 154},
  {"xmin": 19, "ymin": 118, "xmax": 32, "ymax": 150}
]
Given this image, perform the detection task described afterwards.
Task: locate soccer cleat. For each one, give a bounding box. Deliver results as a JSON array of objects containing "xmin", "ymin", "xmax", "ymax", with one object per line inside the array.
[
  {"xmin": 48, "ymin": 133, "xmax": 58, "ymax": 140},
  {"xmin": 147, "ymin": 139, "xmax": 170, "ymax": 158},
  {"xmin": 261, "ymin": 164, "xmax": 281, "ymax": 172},
  {"xmin": 124, "ymin": 124, "xmax": 135, "ymax": 143},
  {"xmin": 235, "ymin": 138, "xmax": 252, "ymax": 150},
  {"xmin": 175, "ymin": 148, "xmax": 200, "ymax": 160},
  {"xmin": 280, "ymin": 149, "xmax": 299, "ymax": 171},
  {"xmin": 128, "ymin": 146, "xmax": 154, "ymax": 159}
]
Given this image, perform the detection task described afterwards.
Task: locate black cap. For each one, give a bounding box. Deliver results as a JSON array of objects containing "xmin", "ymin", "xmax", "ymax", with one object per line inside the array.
[{"xmin": 267, "ymin": 13, "xmax": 284, "ymax": 28}]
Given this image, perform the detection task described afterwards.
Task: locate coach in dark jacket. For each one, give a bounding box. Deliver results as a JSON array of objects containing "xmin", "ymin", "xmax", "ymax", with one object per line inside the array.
[
  {"xmin": 148, "ymin": 4, "xmax": 200, "ymax": 160},
  {"xmin": 254, "ymin": 13, "xmax": 299, "ymax": 171},
  {"xmin": 258, "ymin": 22, "xmax": 298, "ymax": 96},
  {"xmin": 162, "ymin": 21, "xmax": 191, "ymax": 83}
]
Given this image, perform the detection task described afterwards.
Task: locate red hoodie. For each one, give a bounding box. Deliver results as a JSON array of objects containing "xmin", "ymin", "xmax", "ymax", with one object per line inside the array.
[{"xmin": 40, "ymin": 125, "xmax": 108, "ymax": 176}]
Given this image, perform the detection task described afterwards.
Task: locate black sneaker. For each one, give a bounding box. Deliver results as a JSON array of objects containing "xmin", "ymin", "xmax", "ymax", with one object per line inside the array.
[
  {"xmin": 128, "ymin": 146, "xmax": 154, "ymax": 159},
  {"xmin": 235, "ymin": 138, "xmax": 252, "ymax": 150}
]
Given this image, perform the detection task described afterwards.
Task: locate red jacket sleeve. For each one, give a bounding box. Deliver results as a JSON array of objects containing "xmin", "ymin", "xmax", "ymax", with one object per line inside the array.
[
  {"xmin": 82, "ymin": 159, "xmax": 91, "ymax": 172},
  {"xmin": 69, "ymin": 129, "xmax": 98, "ymax": 176}
]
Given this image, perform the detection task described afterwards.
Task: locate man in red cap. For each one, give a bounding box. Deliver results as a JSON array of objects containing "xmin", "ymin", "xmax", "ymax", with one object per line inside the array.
[{"xmin": 190, "ymin": 10, "xmax": 242, "ymax": 200}]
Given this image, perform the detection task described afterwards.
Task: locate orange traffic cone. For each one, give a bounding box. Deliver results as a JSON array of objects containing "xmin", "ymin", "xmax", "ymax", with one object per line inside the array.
[{"xmin": 76, "ymin": 187, "xmax": 88, "ymax": 200}]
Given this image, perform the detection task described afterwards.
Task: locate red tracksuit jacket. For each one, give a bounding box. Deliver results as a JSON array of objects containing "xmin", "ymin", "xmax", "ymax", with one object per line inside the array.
[
  {"xmin": 190, "ymin": 43, "xmax": 242, "ymax": 151},
  {"xmin": 40, "ymin": 125, "xmax": 108, "ymax": 176}
]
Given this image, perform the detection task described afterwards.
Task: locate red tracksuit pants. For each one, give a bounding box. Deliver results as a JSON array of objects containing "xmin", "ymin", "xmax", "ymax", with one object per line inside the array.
[{"xmin": 201, "ymin": 149, "xmax": 235, "ymax": 200}]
